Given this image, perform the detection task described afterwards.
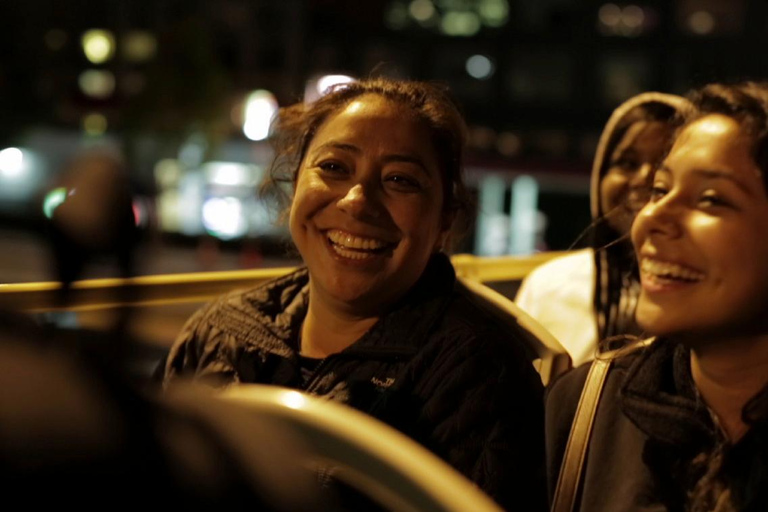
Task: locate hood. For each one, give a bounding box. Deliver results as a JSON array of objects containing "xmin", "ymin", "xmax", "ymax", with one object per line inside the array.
[{"xmin": 590, "ymin": 92, "xmax": 693, "ymax": 220}]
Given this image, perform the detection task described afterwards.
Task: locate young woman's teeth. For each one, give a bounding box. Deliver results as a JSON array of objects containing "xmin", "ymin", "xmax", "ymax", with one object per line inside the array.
[
  {"xmin": 327, "ymin": 230, "xmax": 387, "ymax": 259},
  {"xmin": 641, "ymin": 258, "xmax": 705, "ymax": 282}
]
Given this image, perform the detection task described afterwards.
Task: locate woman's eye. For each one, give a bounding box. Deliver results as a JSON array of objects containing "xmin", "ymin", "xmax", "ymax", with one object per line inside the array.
[
  {"xmin": 612, "ymin": 158, "xmax": 638, "ymax": 171},
  {"xmin": 649, "ymin": 185, "xmax": 668, "ymax": 200},
  {"xmin": 385, "ymin": 174, "xmax": 422, "ymax": 191},
  {"xmin": 318, "ymin": 161, "xmax": 346, "ymax": 174},
  {"xmin": 699, "ymin": 192, "xmax": 729, "ymax": 208}
]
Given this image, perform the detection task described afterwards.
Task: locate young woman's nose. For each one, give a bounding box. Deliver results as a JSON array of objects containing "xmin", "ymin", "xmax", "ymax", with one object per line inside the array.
[
  {"xmin": 631, "ymin": 162, "xmax": 655, "ymax": 189},
  {"xmin": 634, "ymin": 193, "xmax": 683, "ymax": 240},
  {"xmin": 336, "ymin": 181, "xmax": 384, "ymax": 220}
]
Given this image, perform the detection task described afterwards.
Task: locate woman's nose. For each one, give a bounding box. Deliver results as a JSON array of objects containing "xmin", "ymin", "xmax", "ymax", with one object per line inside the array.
[
  {"xmin": 336, "ymin": 182, "xmax": 384, "ymax": 220},
  {"xmin": 634, "ymin": 194, "xmax": 682, "ymax": 240}
]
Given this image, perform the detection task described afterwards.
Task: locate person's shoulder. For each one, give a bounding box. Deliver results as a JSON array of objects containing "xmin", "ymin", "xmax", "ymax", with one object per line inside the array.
[
  {"xmin": 516, "ymin": 249, "xmax": 595, "ymax": 303},
  {"xmin": 526, "ymin": 249, "xmax": 594, "ymax": 280},
  {"xmin": 434, "ymin": 286, "xmax": 544, "ymax": 380},
  {"xmin": 191, "ymin": 267, "xmax": 309, "ymax": 328},
  {"xmin": 546, "ymin": 337, "xmax": 652, "ymax": 405}
]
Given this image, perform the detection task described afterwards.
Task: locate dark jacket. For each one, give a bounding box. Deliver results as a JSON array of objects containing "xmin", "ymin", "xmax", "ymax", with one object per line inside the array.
[
  {"xmin": 164, "ymin": 253, "xmax": 547, "ymax": 511},
  {"xmin": 546, "ymin": 338, "xmax": 768, "ymax": 512}
]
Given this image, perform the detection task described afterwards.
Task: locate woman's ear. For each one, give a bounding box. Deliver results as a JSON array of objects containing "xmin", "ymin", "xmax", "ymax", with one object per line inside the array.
[{"xmin": 434, "ymin": 212, "xmax": 455, "ymax": 253}]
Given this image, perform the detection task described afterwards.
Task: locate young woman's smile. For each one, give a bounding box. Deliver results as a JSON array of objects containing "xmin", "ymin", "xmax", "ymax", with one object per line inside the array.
[
  {"xmin": 632, "ymin": 113, "xmax": 768, "ymax": 339},
  {"xmin": 289, "ymin": 94, "xmax": 449, "ymax": 314}
]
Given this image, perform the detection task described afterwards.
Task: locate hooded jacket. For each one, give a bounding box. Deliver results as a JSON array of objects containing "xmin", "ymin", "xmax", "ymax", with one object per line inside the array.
[
  {"xmin": 516, "ymin": 92, "xmax": 691, "ymax": 366},
  {"xmin": 163, "ymin": 253, "xmax": 548, "ymax": 511}
]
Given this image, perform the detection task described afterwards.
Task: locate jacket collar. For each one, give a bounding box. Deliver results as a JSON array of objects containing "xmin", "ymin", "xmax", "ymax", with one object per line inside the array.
[
  {"xmin": 620, "ymin": 339, "xmax": 715, "ymax": 448},
  {"xmin": 238, "ymin": 252, "xmax": 456, "ymax": 357},
  {"xmin": 620, "ymin": 338, "xmax": 768, "ymax": 448}
]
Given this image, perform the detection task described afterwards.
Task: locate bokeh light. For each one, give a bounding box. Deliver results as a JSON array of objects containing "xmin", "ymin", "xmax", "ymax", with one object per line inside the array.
[
  {"xmin": 243, "ymin": 90, "xmax": 279, "ymax": 141},
  {"xmin": 81, "ymin": 29, "xmax": 116, "ymax": 64}
]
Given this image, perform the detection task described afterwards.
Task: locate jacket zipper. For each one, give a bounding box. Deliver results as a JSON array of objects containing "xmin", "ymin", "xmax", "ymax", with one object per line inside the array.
[{"xmin": 300, "ymin": 355, "xmax": 336, "ymax": 394}]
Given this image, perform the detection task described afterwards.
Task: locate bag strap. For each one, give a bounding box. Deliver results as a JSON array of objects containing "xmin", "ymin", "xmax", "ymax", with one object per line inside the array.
[{"xmin": 550, "ymin": 357, "xmax": 612, "ymax": 512}]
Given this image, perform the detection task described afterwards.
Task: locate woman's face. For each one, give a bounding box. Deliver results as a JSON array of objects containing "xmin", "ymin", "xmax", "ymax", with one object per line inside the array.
[
  {"xmin": 600, "ymin": 120, "xmax": 674, "ymax": 234},
  {"xmin": 632, "ymin": 114, "xmax": 768, "ymax": 340},
  {"xmin": 289, "ymin": 94, "xmax": 449, "ymax": 314}
]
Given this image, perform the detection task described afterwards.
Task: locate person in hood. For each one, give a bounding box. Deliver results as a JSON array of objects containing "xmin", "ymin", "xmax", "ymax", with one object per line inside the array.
[
  {"xmin": 546, "ymin": 81, "xmax": 768, "ymax": 512},
  {"xmin": 515, "ymin": 92, "xmax": 691, "ymax": 366},
  {"xmin": 162, "ymin": 77, "xmax": 548, "ymax": 511}
]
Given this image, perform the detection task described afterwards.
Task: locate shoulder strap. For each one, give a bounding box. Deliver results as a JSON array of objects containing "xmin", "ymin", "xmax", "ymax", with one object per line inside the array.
[{"xmin": 550, "ymin": 357, "xmax": 612, "ymax": 512}]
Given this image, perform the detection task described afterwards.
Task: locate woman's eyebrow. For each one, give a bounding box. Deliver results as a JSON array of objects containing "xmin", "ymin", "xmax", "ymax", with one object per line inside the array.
[
  {"xmin": 312, "ymin": 141, "xmax": 360, "ymax": 154},
  {"xmin": 380, "ymin": 154, "xmax": 430, "ymax": 175},
  {"xmin": 658, "ymin": 164, "xmax": 754, "ymax": 195}
]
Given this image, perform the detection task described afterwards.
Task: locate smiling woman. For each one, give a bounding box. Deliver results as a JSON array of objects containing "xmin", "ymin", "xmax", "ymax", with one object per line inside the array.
[
  {"xmin": 162, "ymin": 78, "xmax": 548, "ymax": 511},
  {"xmin": 546, "ymin": 82, "xmax": 768, "ymax": 512}
]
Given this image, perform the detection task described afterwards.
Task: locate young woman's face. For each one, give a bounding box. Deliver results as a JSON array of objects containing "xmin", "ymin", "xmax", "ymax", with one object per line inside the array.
[
  {"xmin": 289, "ymin": 94, "xmax": 449, "ymax": 314},
  {"xmin": 600, "ymin": 120, "xmax": 674, "ymax": 235},
  {"xmin": 632, "ymin": 114, "xmax": 768, "ymax": 340}
]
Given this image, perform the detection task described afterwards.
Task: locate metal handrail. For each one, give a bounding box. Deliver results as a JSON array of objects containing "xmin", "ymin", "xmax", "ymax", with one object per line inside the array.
[{"xmin": 0, "ymin": 251, "xmax": 567, "ymax": 312}]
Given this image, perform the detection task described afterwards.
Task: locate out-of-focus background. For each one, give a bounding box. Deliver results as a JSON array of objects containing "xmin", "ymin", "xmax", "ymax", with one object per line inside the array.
[{"xmin": 1, "ymin": 0, "xmax": 765, "ymax": 286}]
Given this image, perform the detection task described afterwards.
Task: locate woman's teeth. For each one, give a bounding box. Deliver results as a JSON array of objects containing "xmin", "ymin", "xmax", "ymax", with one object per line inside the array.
[
  {"xmin": 327, "ymin": 229, "xmax": 389, "ymax": 259},
  {"xmin": 641, "ymin": 258, "xmax": 705, "ymax": 282}
]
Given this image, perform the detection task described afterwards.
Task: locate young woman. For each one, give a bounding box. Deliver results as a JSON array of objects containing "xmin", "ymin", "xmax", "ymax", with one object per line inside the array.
[
  {"xmin": 516, "ymin": 92, "xmax": 690, "ymax": 366},
  {"xmin": 163, "ymin": 78, "xmax": 547, "ymax": 511},
  {"xmin": 546, "ymin": 82, "xmax": 768, "ymax": 512}
]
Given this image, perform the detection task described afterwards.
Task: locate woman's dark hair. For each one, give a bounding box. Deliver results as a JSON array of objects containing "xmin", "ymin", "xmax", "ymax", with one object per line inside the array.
[
  {"xmin": 591, "ymin": 93, "xmax": 690, "ymax": 344},
  {"xmin": 683, "ymin": 81, "xmax": 768, "ymax": 189},
  {"xmin": 260, "ymin": 78, "xmax": 472, "ymax": 245}
]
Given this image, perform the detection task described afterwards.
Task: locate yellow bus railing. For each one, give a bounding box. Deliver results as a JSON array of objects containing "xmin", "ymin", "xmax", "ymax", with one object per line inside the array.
[{"xmin": 0, "ymin": 251, "xmax": 566, "ymax": 313}]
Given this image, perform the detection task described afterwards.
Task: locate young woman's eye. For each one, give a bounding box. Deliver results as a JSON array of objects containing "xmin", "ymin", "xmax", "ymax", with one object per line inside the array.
[
  {"xmin": 611, "ymin": 158, "xmax": 638, "ymax": 172},
  {"xmin": 699, "ymin": 192, "xmax": 729, "ymax": 208}
]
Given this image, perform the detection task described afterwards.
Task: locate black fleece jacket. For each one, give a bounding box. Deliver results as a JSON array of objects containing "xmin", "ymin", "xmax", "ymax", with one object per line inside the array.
[
  {"xmin": 546, "ymin": 339, "xmax": 768, "ymax": 512},
  {"xmin": 164, "ymin": 253, "xmax": 547, "ymax": 511}
]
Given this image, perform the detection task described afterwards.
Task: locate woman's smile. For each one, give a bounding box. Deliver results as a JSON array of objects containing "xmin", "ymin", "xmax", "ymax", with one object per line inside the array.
[
  {"xmin": 325, "ymin": 229, "xmax": 395, "ymax": 261},
  {"xmin": 638, "ymin": 256, "xmax": 705, "ymax": 293}
]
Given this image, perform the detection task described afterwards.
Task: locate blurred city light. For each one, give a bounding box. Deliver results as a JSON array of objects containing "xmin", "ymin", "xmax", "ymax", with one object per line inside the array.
[
  {"xmin": 78, "ymin": 70, "xmax": 116, "ymax": 99},
  {"xmin": 154, "ymin": 159, "xmax": 183, "ymax": 189},
  {"xmin": 478, "ymin": 0, "xmax": 509, "ymax": 27},
  {"xmin": 598, "ymin": 3, "xmax": 647, "ymax": 37},
  {"xmin": 302, "ymin": 75, "xmax": 356, "ymax": 104},
  {"xmin": 204, "ymin": 162, "xmax": 256, "ymax": 187},
  {"xmin": 0, "ymin": 147, "xmax": 24, "ymax": 178},
  {"xmin": 598, "ymin": 3, "xmax": 622, "ymax": 28},
  {"xmin": 43, "ymin": 187, "xmax": 67, "ymax": 219},
  {"xmin": 122, "ymin": 31, "xmax": 157, "ymax": 62},
  {"xmin": 316, "ymin": 75, "xmax": 356, "ymax": 97},
  {"xmin": 81, "ymin": 29, "xmax": 116, "ymax": 64},
  {"xmin": 689, "ymin": 10, "xmax": 715, "ymax": 35},
  {"xmin": 441, "ymin": 11, "xmax": 481, "ymax": 36},
  {"xmin": 179, "ymin": 133, "xmax": 207, "ymax": 168},
  {"xmin": 466, "ymin": 54, "xmax": 495, "ymax": 79},
  {"xmin": 243, "ymin": 90, "xmax": 278, "ymax": 141},
  {"xmin": 409, "ymin": 0, "xmax": 436, "ymax": 23},
  {"xmin": 82, "ymin": 113, "xmax": 108, "ymax": 136},
  {"xmin": 509, "ymin": 175, "xmax": 539, "ymax": 255},
  {"xmin": 202, "ymin": 196, "xmax": 247, "ymax": 240}
]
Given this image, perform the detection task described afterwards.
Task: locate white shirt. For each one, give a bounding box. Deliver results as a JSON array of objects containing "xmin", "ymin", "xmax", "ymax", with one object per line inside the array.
[{"xmin": 514, "ymin": 249, "xmax": 597, "ymax": 367}]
